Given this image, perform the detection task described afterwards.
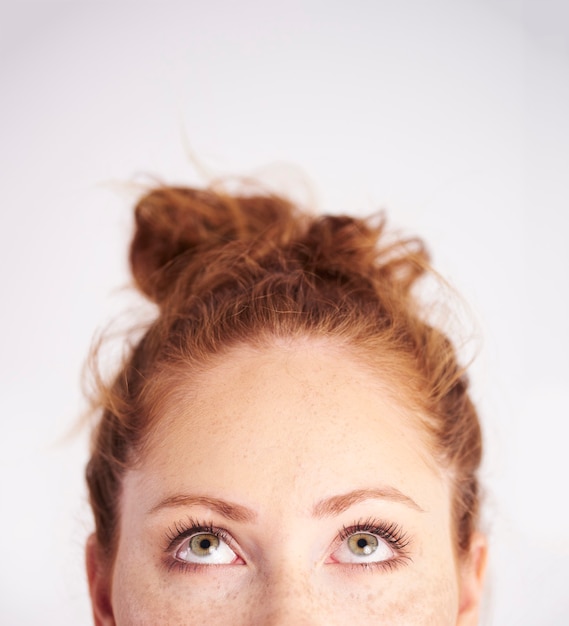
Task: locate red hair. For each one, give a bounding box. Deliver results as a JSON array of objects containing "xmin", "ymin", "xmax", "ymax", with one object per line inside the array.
[{"xmin": 85, "ymin": 184, "xmax": 482, "ymax": 562}]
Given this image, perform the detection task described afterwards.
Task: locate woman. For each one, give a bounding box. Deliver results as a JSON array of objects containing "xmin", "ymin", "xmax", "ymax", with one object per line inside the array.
[{"xmin": 85, "ymin": 183, "xmax": 487, "ymax": 625}]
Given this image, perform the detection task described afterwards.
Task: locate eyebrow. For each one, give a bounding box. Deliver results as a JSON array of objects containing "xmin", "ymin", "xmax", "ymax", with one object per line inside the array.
[
  {"xmin": 148, "ymin": 495, "xmax": 257, "ymax": 522},
  {"xmin": 312, "ymin": 487, "xmax": 424, "ymax": 517},
  {"xmin": 149, "ymin": 487, "xmax": 423, "ymax": 522}
]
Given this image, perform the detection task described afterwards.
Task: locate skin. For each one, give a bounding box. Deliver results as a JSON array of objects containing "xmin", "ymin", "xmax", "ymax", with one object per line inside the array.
[{"xmin": 87, "ymin": 338, "xmax": 486, "ymax": 625}]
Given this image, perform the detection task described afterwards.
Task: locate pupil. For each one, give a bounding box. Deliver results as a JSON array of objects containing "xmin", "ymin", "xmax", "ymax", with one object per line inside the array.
[
  {"xmin": 200, "ymin": 539, "xmax": 212, "ymax": 550},
  {"xmin": 357, "ymin": 538, "xmax": 368, "ymax": 549}
]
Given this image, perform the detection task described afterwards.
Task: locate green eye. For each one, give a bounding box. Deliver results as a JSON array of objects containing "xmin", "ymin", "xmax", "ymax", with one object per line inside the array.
[
  {"xmin": 189, "ymin": 533, "xmax": 220, "ymax": 557},
  {"xmin": 347, "ymin": 533, "xmax": 379, "ymax": 556},
  {"xmin": 174, "ymin": 528, "xmax": 239, "ymax": 565}
]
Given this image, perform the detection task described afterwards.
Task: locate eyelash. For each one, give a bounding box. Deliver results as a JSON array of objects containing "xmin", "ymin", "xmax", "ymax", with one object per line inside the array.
[
  {"xmin": 163, "ymin": 518, "xmax": 236, "ymax": 574},
  {"xmin": 337, "ymin": 517, "xmax": 411, "ymax": 572},
  {"xmin": 163, "ymin": 517, "xmax": 411, "ymax": 574}
]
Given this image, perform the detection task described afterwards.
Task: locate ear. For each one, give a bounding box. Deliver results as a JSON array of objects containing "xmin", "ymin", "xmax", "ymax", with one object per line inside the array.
[
  {"xmin": 86, "ymin": 534, "xmax": 116, "ymax": 626},
  {"xmin": 457, "ymin": 532, "xmax": 488, "ymax": 626}
]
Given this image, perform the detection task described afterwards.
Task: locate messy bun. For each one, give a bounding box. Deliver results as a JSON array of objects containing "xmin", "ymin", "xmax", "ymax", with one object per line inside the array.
[
  {"xmin": 86, "ymin": 182, "xmax": 482, "ymax": 560},
  {"xmin": 130, "ymin": 186, "xmax": 304, "ymax": 305}
]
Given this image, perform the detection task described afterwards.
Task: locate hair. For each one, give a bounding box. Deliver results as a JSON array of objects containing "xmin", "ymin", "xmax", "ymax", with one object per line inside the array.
[{"xmin": 85, "ymin": 183, "xmax": 482, "ymax": 564}]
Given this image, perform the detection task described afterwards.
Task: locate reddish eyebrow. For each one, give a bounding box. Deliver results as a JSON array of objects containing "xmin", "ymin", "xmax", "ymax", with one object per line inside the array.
[
  {"xmin": 148, "ymin": 495, "xmax": 257, "ymax": 522},
  {"xmin": 312, "ymin": 487, "xmax": 424, "ymax": 517},
  {"xmin": 149, "ymin": 488, "xmax": 422, "ymax": 521}
]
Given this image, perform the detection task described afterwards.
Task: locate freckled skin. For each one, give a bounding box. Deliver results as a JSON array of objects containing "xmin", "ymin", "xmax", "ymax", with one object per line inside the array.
[{"xmin": 93, "ymin": 339, "xmax": 484, "ymax": 625}]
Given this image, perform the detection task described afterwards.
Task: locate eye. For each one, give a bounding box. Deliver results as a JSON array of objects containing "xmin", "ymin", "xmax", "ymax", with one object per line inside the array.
[
  {"xmin": 330, "ymin": 531, "xmax": 394, "ymax": 564},
  {"xmin": 175, "ymin": 531, "xmax": 239, "ymax": 565}
]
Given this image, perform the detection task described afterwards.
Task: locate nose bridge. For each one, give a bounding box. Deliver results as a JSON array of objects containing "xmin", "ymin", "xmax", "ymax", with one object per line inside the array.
[{"xmin": 248, "ymin": 564, "xmax": 323, "ymax": 626}]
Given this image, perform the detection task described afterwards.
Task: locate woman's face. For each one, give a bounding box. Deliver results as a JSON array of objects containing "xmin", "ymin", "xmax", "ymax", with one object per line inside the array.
[{"xmin": 88, "ymin": 340, "xmax": 486, "ymax": 625}]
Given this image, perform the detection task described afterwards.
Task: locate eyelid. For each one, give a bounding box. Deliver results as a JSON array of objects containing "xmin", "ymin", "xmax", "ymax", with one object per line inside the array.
[
  {"xmin": 164, "ymin": 519, "xmax": 247, "ymax": 572},
  {"xmin": 327, "ymin": 518, "xmax": 411, "ymax": 567},
  {"xmin": 164, "ymin": 519, "xmax": 238, "ymax": 554},
  {"xmin": 337, "ymin": 519, "xmax": 410, "ymax": 550}
]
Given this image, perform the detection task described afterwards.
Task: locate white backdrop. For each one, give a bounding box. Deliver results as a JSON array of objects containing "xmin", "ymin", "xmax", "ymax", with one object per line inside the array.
[{"xmin": 1, "ymin": 1, "xmax": 568, "ymax": 624}]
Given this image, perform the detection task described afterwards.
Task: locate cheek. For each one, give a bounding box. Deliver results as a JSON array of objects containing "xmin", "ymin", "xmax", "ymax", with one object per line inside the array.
[
  {"xmin": 363, "ymin": 571, "xmax": 459, "ymax": 626},
  {"xmin": 110, "ymin": 563, "xmax": 459, "ymax": 626},
  {"xmin": 311, "ymin": 565, "xmax": 459, "ymax": 626},
  {"xmin": 111, "ymin": 563, "xmax": 243, "ymax": 626}
]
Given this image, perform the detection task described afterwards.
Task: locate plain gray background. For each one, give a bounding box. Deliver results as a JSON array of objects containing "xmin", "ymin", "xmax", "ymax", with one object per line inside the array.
[{"xmin": 1, "ymin": 1, "xmax": 568, "ymax": 623}]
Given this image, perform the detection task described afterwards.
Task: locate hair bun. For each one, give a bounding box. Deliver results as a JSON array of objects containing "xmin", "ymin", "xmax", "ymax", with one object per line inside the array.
[
  {"xmin": 301, "ymin": 214, "xmax": 428, "ymax": 296},
  {"xmin": 129, "ymin": 186, "xmax": 300, "ymax": 304}
]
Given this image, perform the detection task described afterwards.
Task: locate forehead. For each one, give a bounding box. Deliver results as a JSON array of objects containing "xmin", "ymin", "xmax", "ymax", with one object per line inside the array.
[{"xmin": 133, "ymin": 339, "xmax": 448, "ymax": 515}]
